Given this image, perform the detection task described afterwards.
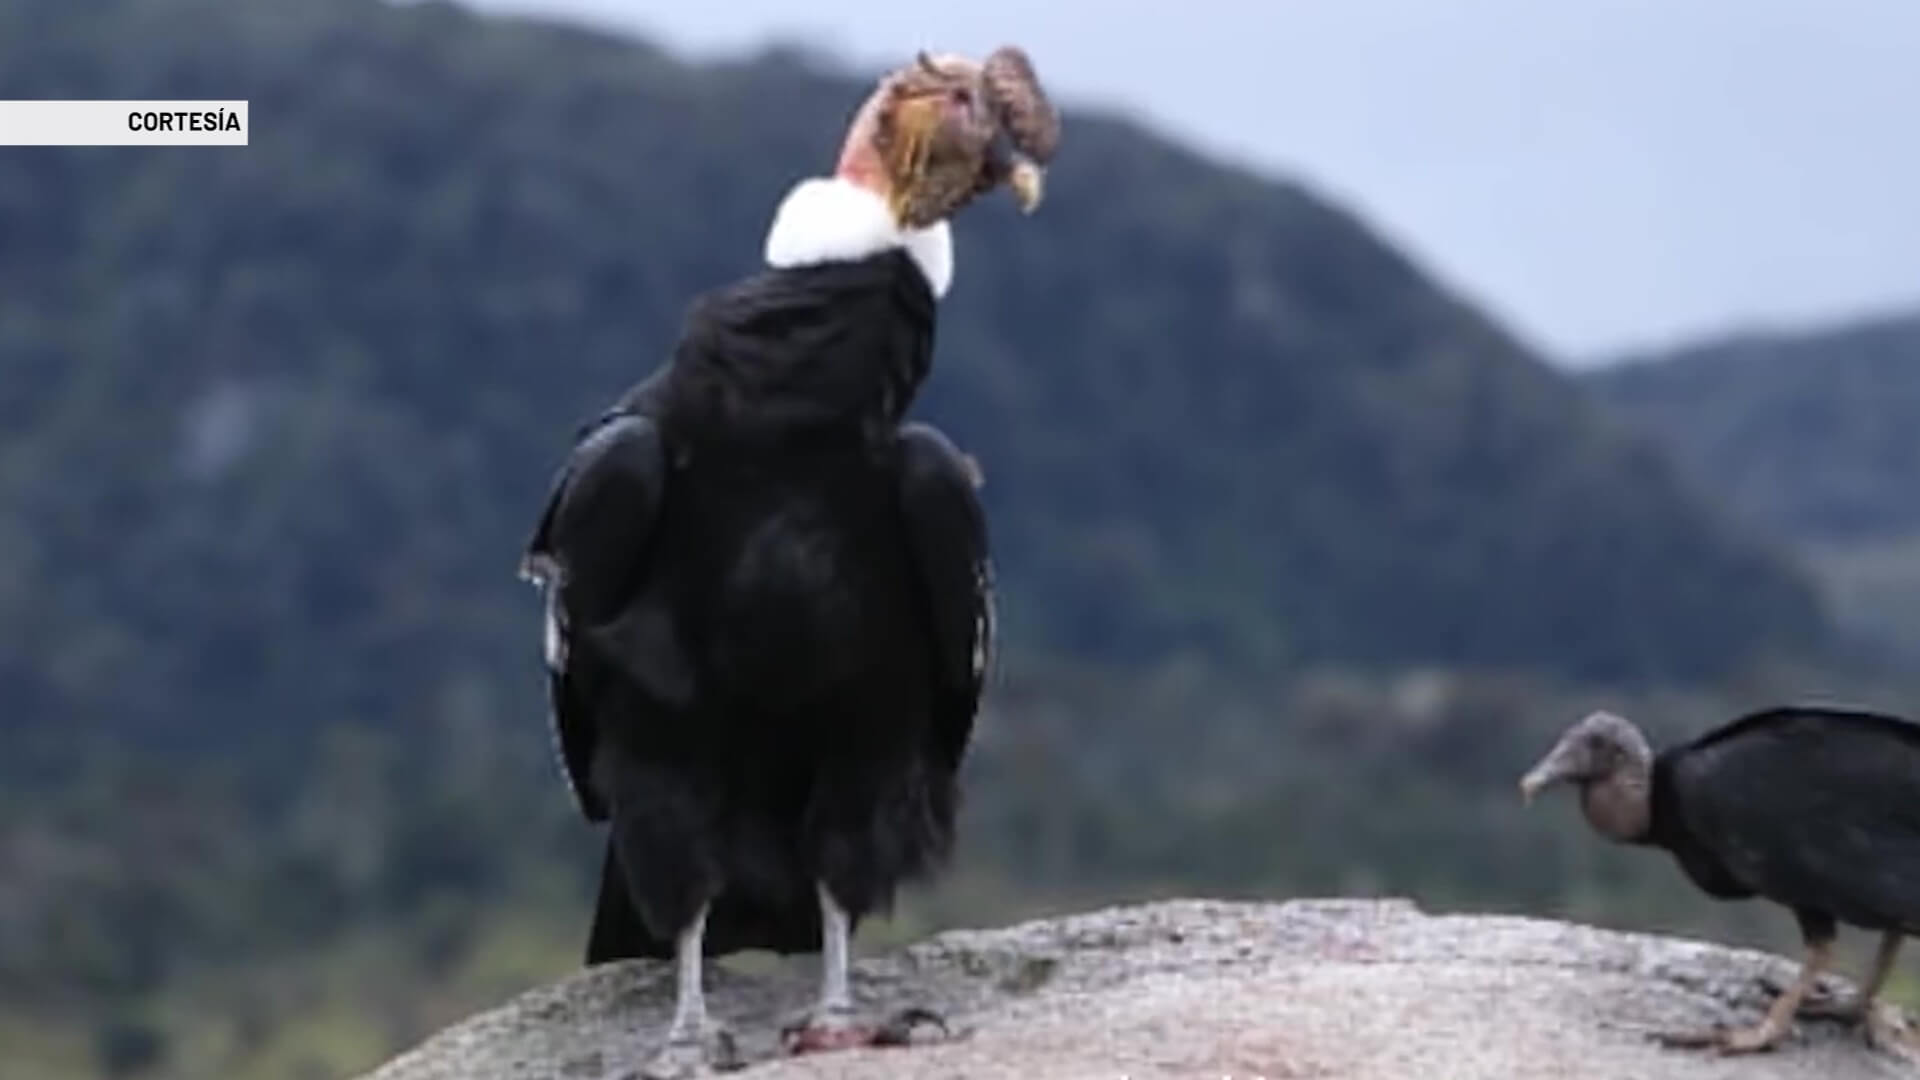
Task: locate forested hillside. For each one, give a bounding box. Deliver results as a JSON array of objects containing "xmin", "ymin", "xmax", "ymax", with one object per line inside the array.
[
  {"xmin": 0, "ymin": 1, "xmax": 1866, "ymax": 1077},
  {"xmin": 1590, "ymin": 312, "xmax": 1920, "ymax": 658},
  {"xmin": 0, "ymin": 0, "xmax": 1826, "ymax": 718},
  {"xmin": 1592, "ymin": 311, "xmax": 1920, "ymax": 542}
]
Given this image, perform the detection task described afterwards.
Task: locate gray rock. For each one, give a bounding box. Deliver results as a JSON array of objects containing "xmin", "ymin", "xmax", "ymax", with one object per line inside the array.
[{"xmin": 358, "ymin": 898, "xmax": 1920, "ymax": 1080}]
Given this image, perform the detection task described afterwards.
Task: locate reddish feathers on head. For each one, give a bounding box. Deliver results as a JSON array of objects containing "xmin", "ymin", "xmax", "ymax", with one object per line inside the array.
[{"xmin": 835, "ymin": 46, "xmax": 1060, "ymax": 229}]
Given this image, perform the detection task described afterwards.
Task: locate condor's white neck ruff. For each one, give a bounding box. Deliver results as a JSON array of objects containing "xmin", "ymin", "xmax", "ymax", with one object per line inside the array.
[{"xmin": 762, "ymin": 177, "xmax": 954, "ymax": 299}]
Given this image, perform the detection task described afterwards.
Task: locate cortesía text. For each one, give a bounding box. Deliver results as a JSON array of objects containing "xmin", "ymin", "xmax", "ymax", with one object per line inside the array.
[{"xmin": 127, "ymin": 108, "xmax": 242, "ymax": 132}]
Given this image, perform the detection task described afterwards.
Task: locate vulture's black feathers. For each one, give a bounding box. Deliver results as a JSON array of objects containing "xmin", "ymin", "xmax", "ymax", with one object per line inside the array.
[
  {"xmin": 1652, "ymin": 706, "xmax": 1920, "ymax": 932},
  {"xmin": 1523, "ymin": 704, "xmax": 1920, "ymax": 1052}
]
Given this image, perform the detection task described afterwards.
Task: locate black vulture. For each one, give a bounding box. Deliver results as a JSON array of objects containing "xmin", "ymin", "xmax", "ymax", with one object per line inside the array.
[
  {"xmin": 1520, "ymin": 706, "xmax": 1920, "ymax": 1055},
  {"xmin": 519, "ymin": 47, "xmax": 1058, "ymax": 1078}
]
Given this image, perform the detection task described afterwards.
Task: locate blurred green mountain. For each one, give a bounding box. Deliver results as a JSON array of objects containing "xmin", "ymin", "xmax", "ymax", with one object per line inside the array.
[
  {"xmin": 0, "ymin": 0, "xmax": 1827, "ymax": 740},
  {"xmin": 0, "ymin": 1, "xmax": 1871, "ymax": 1077},
  {"xmin": 1591, "ymin": 311, "xmax": 1920, "ymax": 543},
  {"xmin": 1588, "ymin": 311, "xmax": 1920, "ymax": 657}
]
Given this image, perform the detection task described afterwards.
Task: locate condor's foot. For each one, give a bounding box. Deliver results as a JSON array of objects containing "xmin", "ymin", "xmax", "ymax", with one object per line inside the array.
[
  {"xmin": 639, "ymin": 1024, "xmax": 742, "ymax": 1079},
  {"xmin": 780, "ymin": 1005, "xmax": 951, "ymax": 1055}
]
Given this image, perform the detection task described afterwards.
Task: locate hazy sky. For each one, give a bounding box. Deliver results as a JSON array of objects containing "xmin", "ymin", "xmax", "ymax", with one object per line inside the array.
[{"xmin": 462, "ymin": 0, "xmax": 1919, "ymax": 362}]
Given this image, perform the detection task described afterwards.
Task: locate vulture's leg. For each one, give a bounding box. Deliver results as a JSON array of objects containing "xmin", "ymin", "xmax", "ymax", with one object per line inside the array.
[
  {"xmin": 1716, "ymin": 939, "xmax": 1831, "ymax": 1055},
  {"xmin": 640, "ymin": 905, "xmax": 739, "ymax": 1080},
  {"xmin": 780, "ymin": 883, "xmax": 950, "ymax": 1055},
  {"xmin": 1798, "ymin": 931, "xmax": 1904, "ymax": 1047},
  {"xmin": 1658, "ymin": 933, "xmax": 1834, "ymax": 1055}
]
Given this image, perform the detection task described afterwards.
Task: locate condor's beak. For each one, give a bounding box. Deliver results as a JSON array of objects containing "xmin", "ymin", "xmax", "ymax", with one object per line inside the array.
[
  {"xmin": 987, "ymin": 131, "xmax": 1045, "ymax": 213},
  {"xmin": 1008, "ymin": 158, "xmax": 1045, "ymax": 213}
]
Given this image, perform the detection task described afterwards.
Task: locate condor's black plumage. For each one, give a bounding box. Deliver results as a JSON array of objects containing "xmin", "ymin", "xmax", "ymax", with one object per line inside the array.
[
  {"xmin": 524, "ymin": 48, "xmax": 1054, "ymax": 1070},
  {"xmin": 526, "ymin": 243, "xmax": 990, "ymax": 943},
  {"xmin": 521, "ymin": 223, "xmax": 996, "ymax": 1076},
  {"xmin": 587, "ymin": 247, "xmax": 938, "ymax": 455},
  {"xmin": 527, "ymin": 247, "xmax": 952, "ymax": 824},
  {"xmin": 1522, "ymin": 705, "xmax": 1920, "ymax": 1054}
]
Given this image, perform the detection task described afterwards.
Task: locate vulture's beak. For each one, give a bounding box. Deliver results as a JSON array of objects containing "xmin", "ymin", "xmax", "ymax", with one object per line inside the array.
[
  {"xmin": 1518, "ymin": 769, "xmax": 1548, "ymax": 805},
  {"xmin": 1518, "ymin": 744, "xmax": 1577, "ymax": 805}
]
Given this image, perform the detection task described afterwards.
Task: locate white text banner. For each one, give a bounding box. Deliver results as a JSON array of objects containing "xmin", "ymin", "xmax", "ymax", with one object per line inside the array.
[{"xmin": 0, "ymin": 101, "xmax": 248, "ymax": 146}]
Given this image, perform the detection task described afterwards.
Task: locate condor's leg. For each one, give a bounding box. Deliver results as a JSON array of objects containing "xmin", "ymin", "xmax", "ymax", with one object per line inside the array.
[
  {"xmin": 780, "ymin": 882, "xmax": 949, "ymax": 1055},
  {"xmin": 1657, "ymin": 910, "xmax": 1836, "ymax": 1056},
  {"xmin": 636, "ymin": 904, "xmax": 744, "ymax": 1079},
  {"xmin": 1798, "ymin": 931, "xmax": 1905, "ymax": 1048},
  {"xmin": 596, "ymin": 750, "xmax": 738, "ymax": 1079}
]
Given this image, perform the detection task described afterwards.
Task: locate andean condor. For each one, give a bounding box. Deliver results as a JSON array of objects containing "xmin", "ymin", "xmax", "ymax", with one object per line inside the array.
[
  {"xmin": 519, "ymin": 47, "xmax": 1059, "ymax": 1078},
  {"xmin": 1521, "ymin": 705, "xmax": 1920, "ymax": 1055}
]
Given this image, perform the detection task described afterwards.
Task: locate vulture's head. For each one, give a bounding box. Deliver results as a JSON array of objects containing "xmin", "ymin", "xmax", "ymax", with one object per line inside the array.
[
  {"xmin": 838, "ymin": 46, "xmax": 1061, "ymax": 229},
  {"xmin": 1519, "ymin": 710, "xmax": 1655, "ymax": 842}
]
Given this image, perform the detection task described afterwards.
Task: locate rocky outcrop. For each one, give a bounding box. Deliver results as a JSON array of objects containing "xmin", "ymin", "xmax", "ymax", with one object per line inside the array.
[{"xmin": 358, "ymin": 898, "xmax": 1919, "ymax": 1079}]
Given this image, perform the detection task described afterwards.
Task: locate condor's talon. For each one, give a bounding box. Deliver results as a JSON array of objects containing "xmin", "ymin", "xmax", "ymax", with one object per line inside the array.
[
  {"xmin": 781, "ymin": 1005, "xmax": 952, "ymax": 1054},
  {"xmin": 640, "ymin": 1024, "xmax": 742, "ymax": 1078},
  {"xmin": 780, "ymin": 1009, "xmax": 868, "ymax": 1055},
  {"xmin": 873, "ymin": 1005, "xmax": 952, "ymax": 1046}
]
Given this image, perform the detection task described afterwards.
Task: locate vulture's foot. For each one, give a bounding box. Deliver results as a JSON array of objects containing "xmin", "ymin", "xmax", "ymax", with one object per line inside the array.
[
  {"xmin": 1799, "ymin": 999, "xmax": 1906, "ymax": 1052},
  {"xmin": 639, "ymin": 1023, "xmax": 741, "ymax": 1079},
  {"xmin": 1714, "ymin": 1019, "xmax": 1792, "ymax": 1056},
  {"xmin": 1797, "ymin": 994, "xmax": 1869, "ymax": 1024},
  {"xmin": 1653, "ymin": 1019, "xmax": 1790, "ymax": 1056},
  {"xmin": 780, "ymin": 1005, "xmax": 951, "ymax": 1055}
]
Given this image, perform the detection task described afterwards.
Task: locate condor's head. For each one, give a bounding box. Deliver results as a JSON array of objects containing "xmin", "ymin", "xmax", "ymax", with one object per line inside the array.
[
  {"xmin": 764, "ymin": 47, "xmax": 1060, "ymax": 298},
  {"xmin": 840, "ymin": 47, "xmax": 1061, "ymax": 228}
]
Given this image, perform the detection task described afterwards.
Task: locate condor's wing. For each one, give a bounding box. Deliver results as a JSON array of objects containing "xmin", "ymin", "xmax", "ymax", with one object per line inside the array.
[
  {"xmin": 521, "ymin": 409, "xmax": 673, "ymax": 822},
  {"xmin": 894, "ymin": 422, "xmax": 995, "ymax": 773}
]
